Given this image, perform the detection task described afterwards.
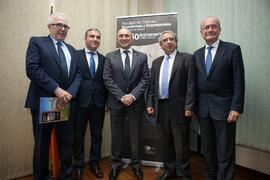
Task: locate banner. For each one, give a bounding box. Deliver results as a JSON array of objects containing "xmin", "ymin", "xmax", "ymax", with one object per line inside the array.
[{"xmin": 117, "ymin": 13, "xmax": 177, "ymax": 165}]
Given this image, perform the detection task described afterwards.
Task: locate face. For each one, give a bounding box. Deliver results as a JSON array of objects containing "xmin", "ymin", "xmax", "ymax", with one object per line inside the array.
[
  {"xmin": 200, "ymin": 17, "xmax": 221, "ymax": 45},
  {"xmin": 85, "ymin": 30, "xmax": 101, "ymax": 52},
  {"xmin": 117, "ymin": 29, "xmax": 133, "ymax": 50},
  {"xmin": 48, "ymin": 15, "xmax": 69, "ymax": 42},
  {"xmin": 160, "ymin": 33, "xmax": 177, "ymax": 55}
]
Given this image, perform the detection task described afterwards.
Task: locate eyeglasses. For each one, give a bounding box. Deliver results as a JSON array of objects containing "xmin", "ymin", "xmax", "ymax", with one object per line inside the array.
[
  {"xmin": 50, "ymin": 23, "xmax": 70, "ymax": 30},
  {"xmin": 162, "ymin": 37, "xmax": 175, "ymax": 43},
  {"xmin": 201, "ymin": 24, "xmax": 219, "ymax": 31}
]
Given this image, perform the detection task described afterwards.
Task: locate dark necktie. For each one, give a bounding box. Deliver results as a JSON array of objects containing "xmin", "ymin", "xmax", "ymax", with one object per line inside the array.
[
  {"xmin": 205, "ymin": 46, "xmax": 213, "ymax": 76},
  {"xmin": 89, "ymin": 52, "xmax": 95, "ymax": 78},
  {"xmin": 57, "ymin": 42, "xmax": 68, "ymax": 77},
  {"xmin": 161, "ymin": 55, "xmax": 170, "ymax": 98},
  {"xmin": 124, "ymin": 50, "xmax": 131, "ymax": 80}
]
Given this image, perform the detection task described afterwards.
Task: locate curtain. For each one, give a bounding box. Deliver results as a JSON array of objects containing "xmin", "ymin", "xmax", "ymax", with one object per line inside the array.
[{"xmin": 163, "ymin": 0, "xmax": 270, "ymax": 151}]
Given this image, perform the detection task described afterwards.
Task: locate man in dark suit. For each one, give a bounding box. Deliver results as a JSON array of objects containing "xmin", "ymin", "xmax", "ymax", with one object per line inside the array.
[
  {"xmin": 73, "ymin": 28, "xmax": 107, "ymax": 180},
  {"xmin": 194, "ymin": 17, "xmax": 245, "ymax": 180},
  {"xmin": 146, "ymin": 31, "xmax": 196, "ymax": 180},
  {"xmin": 25, "ymin": 12, "xmax": 82, "ymax": 180},
  {"xmin": 103, "ymin": 28, "xmax": 149, "ymax": 180}
]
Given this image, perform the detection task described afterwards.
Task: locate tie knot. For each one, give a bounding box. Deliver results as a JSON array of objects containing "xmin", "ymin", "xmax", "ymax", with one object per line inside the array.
[
  {"xmin": 166, "ymin": 56, "xmax": 170, "ymax": 60},
  {"xmin": 208, "ymin": 46, "xmax": 213, "ymax": 50},
  {"xmin": 124, "ymin": 50, "xmax": 130, "ymax": 55},
  {"xmin": 57, "ymin": 42, "xmax": 62, "ymax": 47},
  {"xmin": 88, "ymin": 52, "xmax": 95, "ymax": 56}
]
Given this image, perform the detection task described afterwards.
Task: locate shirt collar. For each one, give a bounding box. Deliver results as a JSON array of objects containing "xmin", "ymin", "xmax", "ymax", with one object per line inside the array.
[
  {"xmin": 85, "ymin": 47, "xmax": 97, "ymax": 55},
  {"xmin": 120, "ymin": 47, "xmax": 133, "ymax": 54},
  {"xmin": 165, "ymin": 49, "xmax": 177, "ymax": 59},
  {"xmin": 205, "ymin": 39, "xmax": 220, "ymax": 49},
  {"xmin": 50, "ymin": 35, "xmax": 64, "ymax": 45}
]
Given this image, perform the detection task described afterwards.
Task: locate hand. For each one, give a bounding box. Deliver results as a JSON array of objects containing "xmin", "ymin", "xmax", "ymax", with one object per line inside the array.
[
  {"xmin": 146, "ymin": 107, "xmax": 154, "ymax": 115},
  {"xmin": 185, "ymin": 110, "xmax": 194, "ymax": 117},
  {"xmin": 227, "ymin": 110, "xmax": 240, "ymax": 123},
  {"xmin": 121, "ymin": 94, "xmax": 135, "ymax": 106},
  {"xmin": 192, "ymin": 113, "xmax": 198, "ymax": 120},
  {"xmin": 105, "ymin": 106, "xmax": 110, "ymax": 112},
  {"xmin": 54, "ymin": 87, "xmax": 72, "ymax": 105}
]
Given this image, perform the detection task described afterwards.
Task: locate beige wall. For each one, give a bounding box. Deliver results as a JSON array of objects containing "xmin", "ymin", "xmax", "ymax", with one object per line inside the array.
[{"xmin": 0, "ymin": 0, "xmax": 163, "ymax": 179}]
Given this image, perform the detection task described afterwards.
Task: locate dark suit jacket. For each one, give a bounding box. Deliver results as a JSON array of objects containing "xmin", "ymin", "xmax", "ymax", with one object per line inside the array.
[
  {"xmin": 25, "ymin": 35, "xmax": 82, "ymax": 111},
  {"xmin": 76, "ymin": 49, "xmax": 107, "ymax": 108},
  {"xmin": 103, "ymin": 49, "xmax": 149, "ymax": 110},
  {"xmin": 194, "ymin": 40, "xmax": 245, "ymax": 120},
  {"xmin": 146, "ymin": 51, "xmax": 197, "ymax": 121}
]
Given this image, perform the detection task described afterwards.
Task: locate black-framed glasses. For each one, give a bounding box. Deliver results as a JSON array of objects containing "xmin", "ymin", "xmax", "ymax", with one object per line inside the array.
[{"xmin": 50, "ymin": 23, "xmax": 70, "ymax": 30}]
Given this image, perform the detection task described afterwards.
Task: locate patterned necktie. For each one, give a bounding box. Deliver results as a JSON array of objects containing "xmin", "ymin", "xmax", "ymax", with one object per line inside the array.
[
  {"xmin": 161, "ymin": 55, "xmax": 170, "ymax": 98},
  {"xmin": 124, "ymin": 50, "xmax": 130, "ymax": 79},
  {"xmin": 205, "ymin": 46, "xmax": 213, "ymax": 76},
  {"xmin": 57, "ymin": 42, "xmax": 68, "ymax": 77},
  {"xmin": 89, "ymin": 52, "xmax": 95, "ymax": 78}
]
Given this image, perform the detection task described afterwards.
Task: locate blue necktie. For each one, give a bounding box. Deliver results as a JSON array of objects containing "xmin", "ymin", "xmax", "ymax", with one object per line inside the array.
[
  {"xmin": 57, "ymin": 42, "xmax": 68, "ymax": 77},
  {"xmin": 205, "ymin": 46, "xmax": 213, "ymax": 76},
  {"xmin": 89, "ymin": 52, "xmax": 95, "ymax": 78},
  {"xmin": 162, "ymin": 55, "xmax": 170, "ymax": 98}
]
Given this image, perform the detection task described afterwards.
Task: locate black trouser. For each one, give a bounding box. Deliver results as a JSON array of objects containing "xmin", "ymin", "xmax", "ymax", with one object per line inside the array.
[
  {"xmin": 31, "ymin": 109, "xmax": 74, "ymax": 180},
  {"xmin": 199, "ymin": 116, "xmax": 236, "ymax": 180},
  {"xmin": 158, "ymin": 100, "xmax": 191, "ymax": 179},
  {"xmin": 73, "ymin": 104, "xmax": 105, "ymax": 169}
]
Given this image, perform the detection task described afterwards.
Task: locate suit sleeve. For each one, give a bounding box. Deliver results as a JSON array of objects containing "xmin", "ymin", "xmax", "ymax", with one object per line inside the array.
[
  {"xmin": 146, "ymin": 63, "xmax": 155, "ymax": 108},
  {"xmin": 66, "ymin": 49, "xmax": 82, "ymax": 98},
  {"xmin": 185, "ymin": 55, "xmax": 197, "ymax": 112},
  {"xmin": 103, "ymin": 55, "xmax": 126, "ymax": 101},
  {"xmin": 231, "ymin": 45, "xmax": 245, "ymax": 113},
  {"xmin": 130, "ymin": 54, "xmax": 149, "ymax": 99},
  {"xmin": 26, "ymin": 37, "xmax": 59, "ymax": 94}
]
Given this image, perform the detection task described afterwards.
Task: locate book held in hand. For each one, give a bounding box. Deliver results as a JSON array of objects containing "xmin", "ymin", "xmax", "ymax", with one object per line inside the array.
[{"xmin": 39, "ymin": 97, "xmax": 70, "ymax": 124}]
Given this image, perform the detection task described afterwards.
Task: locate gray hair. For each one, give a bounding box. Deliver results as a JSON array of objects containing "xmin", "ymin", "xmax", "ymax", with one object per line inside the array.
[
  {"xmin": 85, "ymin": 28, "xmax": 101, "ymax": 38},
  {"xmin": 200, "ymin": 16, "xmax": 221, "ymax": 30},
  {"xmin": 158, "ymin": 31, "xmax": 178, "ymax": 44},
  {"xmin": 48, "ymin": 12, "xmax": 68, "ymax": 24}
]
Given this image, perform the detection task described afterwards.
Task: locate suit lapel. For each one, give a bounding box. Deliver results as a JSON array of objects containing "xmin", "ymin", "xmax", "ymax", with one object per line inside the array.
[
  {"xmin": 45, "ymin": 36, "xmax": 62, "ymax": 70},
  {"xmin": 129, "ymin": 49, "xmax": 139, "ymax": 78},
  {"xmin": 208, "ymin": 41, "xmax": 226, "ymax": 77},
  {"xmin": 80, "ymin": 49, "xmax": 91, "ymax": 79},
  {"xmin": 155, "ymin": 56, "xmax": 163, "ymax": 86},
  {"xmin": 95, "ymin": 52, "xmax": 103, "ymax": 78},
  {"xmin": 169, "ymin": 51, "xmax": 182, "ymax": 83},
  {"xmin": 197, "ymin": 47, "xmax": 207, "ymax": 77},
  {"xmin": 114, "ymin": 49, "xmax": 125, "ymax": 76},
  {"xmin": 66, "ymin": 43, "xmax": 76, "ymax": 80}
]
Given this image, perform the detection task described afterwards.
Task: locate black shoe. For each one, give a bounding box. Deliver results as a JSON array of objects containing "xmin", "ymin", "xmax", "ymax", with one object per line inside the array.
[
  {"xmin": 109, "ymin": 168, "xmax": 120, "ymax": 180},
  {"xmin": 132, "ymin": 167, "xmax": 143, "ymax": 179},
  {"xmin": 73, "ymin": 169, "xmax": 83, "ymax": 180},
  {"xmin": 157, "ymin": 171, "xmax": 176, "ymax": 180},
  {"xmin": 90, "ymin": 165, "xmax": 104, "ymax": 179}
]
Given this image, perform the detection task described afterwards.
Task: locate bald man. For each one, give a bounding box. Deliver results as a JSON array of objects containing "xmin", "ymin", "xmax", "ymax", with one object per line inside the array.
[{"xmin": 103, "ymin": 28, "xmax": 149, "ymax": 180}]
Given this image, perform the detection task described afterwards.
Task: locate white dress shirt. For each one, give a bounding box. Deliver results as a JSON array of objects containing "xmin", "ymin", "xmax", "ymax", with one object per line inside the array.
[
  {"xmin": 50, "ymin": 36, "xmax": 71, "ymax": 75},
  {"xmin": 159, "ymin": 49, "xmax": 177, "ymax": 98},
  {"xmin": 84, "ymin": 48, "xmax": 98, "ymax": 72},
  {"xmin": 204, "ymin": 39, "xmax": 220, "ymax": 63},
  {"xmin": 120, "ymin": 47, "xmax": 133, "ymax": 69}
]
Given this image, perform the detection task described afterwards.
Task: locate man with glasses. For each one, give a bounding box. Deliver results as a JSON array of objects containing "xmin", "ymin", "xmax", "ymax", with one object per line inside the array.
[
  {"xmin": 25, "ymin": 12, "xmax": 82, "ymax": 180},
  {"xmin": 146, "ymin": 31, "xmax": 196, "ymax": 180},
  {"xmin": 194, "ymin": 17, "xmax": 245, "ymax": 180}
]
